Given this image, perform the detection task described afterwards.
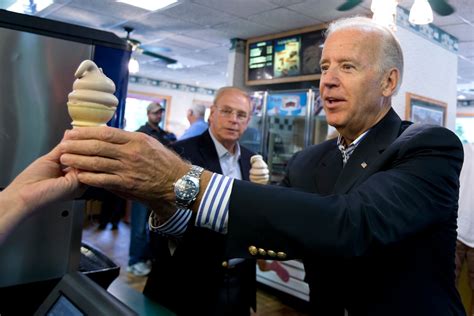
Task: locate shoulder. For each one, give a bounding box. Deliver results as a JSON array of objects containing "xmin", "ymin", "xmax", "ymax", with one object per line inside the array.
[
  {"xmin": 240, "ymin": 144, "xmax": 256, "ymax": 159},
  {"xmin": 396, "ymin": 124, "xmax": 462, "ymax": 153},
  {"xmin": 135, "ymin": 124, "xmax": 148, "ymax": 133},
  {"xmin": 171, "ymin": 134, "xmax": 203, "ymax": 153}
]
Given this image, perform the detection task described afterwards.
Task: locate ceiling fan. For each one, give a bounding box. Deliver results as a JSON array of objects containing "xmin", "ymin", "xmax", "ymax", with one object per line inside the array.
[
  {"xmin": 123, "ymin": 26, "xmax": 177, "ymax": 65},
  {"xmin": 337, "ymin": 0, "xmax": 455, "ymax": 16}
]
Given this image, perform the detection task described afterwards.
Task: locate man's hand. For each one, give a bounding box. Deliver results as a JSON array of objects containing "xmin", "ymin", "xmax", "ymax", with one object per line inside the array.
[{"xmin": 60, "ymin": 126, "xmax": 191, "ymax": 216}]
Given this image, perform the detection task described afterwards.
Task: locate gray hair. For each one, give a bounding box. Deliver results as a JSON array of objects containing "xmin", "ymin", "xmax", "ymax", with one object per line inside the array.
[
  {"xmin": 213, "ymin": 86, "xmax": 252, "ymax": 111},
  {"xmin": 189, "ymin": 103, "xmax": 206, "ymax": 118},
  {"xmin": 325, "ymin": 16, "xmax": 404, "ymax": 93}
]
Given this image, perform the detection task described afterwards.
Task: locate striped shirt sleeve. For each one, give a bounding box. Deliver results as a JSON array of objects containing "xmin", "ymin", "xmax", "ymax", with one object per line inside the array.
[
  {"xmin": 196, "ymin": 173, "xmax": 233, "ymax": 234},
  {"xmin": 148, "ymin": 173, "xmax": 233, "ymax": 236},
  {"xmin": 148, "ymin": 208, "xmax": 192, "ymax": 237}
]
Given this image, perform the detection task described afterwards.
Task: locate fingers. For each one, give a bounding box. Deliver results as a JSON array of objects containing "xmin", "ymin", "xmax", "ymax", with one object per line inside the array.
[
  {"xmin": 64, "ymin": 126, "xmax": 132, "ymax": 144},
  {"xmin": 60, "ymin": 139, "xmax": 124, "ymax": 160},
  {"xmin": 60, "ymin": 153, "xmax": 122, "ymax": 174},
  {"xmin": 76, "ymin": 171, "xmax": 129, "ymax": 192}
]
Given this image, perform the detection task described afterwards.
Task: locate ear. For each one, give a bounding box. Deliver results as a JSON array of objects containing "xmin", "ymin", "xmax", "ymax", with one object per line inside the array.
[{"xmin": 381, "ymin": 68, "xmax": 399, "ymax": 97}]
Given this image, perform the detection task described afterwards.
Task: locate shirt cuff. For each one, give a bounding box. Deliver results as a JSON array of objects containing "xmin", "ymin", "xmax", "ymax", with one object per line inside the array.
[
  {"xmin": 195, "ymin": 173, "xmax": 234, "ymax": 234},
  {"xmin": 148, "ymin": 208, "xmax": 192, "ymax": 237}
]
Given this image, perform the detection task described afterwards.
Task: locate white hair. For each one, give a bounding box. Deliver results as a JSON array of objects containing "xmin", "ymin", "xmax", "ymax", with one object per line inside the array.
[
  {"xmin": 213, "ymin": 86, "xmax": 251, "ymax": 110},
  {"xmin": 326, "ymin": 16, "xmax": 404, "ymax": 93},
  {"xmin": 189, "ymin": 103, "xmax": 206, "ymax": 118}
]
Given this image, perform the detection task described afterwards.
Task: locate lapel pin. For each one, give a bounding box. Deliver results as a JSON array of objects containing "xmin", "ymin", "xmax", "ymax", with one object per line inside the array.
[{"xmin": 361, "ymin": 162, "xmax": 368, "ymax": 169}]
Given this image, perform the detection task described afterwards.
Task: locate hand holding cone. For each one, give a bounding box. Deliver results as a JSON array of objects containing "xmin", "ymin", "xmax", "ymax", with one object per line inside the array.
[{"xmin": 249, "ymin": 154, "xmax": 269, "ymax": 185}]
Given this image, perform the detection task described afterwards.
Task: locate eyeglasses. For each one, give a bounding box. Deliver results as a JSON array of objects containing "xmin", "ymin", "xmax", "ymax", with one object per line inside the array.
[{"xmin": 216, "ymin": 107, "xmax": 249, "ymax": 122}]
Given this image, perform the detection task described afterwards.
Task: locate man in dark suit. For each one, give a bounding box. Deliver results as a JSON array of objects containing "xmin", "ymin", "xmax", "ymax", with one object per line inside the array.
[
  {"xmin": 61, "ymin": 17, "xmax": 465, "ymax": 316},
  {"xmin": 143, "ymin": 87, "xmax": 257, "ymax": 315}
]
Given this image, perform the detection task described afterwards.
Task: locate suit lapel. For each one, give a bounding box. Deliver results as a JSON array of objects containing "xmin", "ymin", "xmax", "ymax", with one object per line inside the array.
[
  {"xmin": 239, "ymin": 148, "xmax": 252, "ymax": 181},
  {"xmin": 315, "ymin": 141, "xmax": 343, "ymax": 194},
  {"xmin": 334, "ymin": 108, "xmax": 403, "ymax": 194},
  {"xmin": 198, "ymin": 131, "xmax": 223, "ymax": 174}
]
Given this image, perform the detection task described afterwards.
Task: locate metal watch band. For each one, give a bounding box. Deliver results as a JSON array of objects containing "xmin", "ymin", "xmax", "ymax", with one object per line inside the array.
[{"xmin": 188, "ymin": 165, "xmax": 204, "ymax": 178}]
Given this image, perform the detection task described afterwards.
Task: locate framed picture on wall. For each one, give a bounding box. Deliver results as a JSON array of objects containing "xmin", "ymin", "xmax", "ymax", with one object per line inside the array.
[{"xmin": 405, "ymin": 92, "xmax": 447, "ymax": 127}]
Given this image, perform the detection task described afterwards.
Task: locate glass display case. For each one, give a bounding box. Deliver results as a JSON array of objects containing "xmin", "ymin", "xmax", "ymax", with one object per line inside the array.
[
  {"xmin": 242, "ymin": 89, "xmax": 328, "ymax": 183},
  {"xmin": 242, "ymin": 89, "xmax": 328, "ymax": 301}
]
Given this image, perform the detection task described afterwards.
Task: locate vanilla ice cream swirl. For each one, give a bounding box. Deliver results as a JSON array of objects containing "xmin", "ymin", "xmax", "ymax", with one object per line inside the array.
[{"xmin": 68, "ymin": 60, "xmax": 118, "ymax": 107}]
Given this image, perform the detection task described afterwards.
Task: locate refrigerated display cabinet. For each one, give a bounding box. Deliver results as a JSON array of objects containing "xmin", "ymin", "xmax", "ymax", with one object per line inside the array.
[{"xmin": 242, "ymin": 89, "xmax": 328, "ymax": 301}]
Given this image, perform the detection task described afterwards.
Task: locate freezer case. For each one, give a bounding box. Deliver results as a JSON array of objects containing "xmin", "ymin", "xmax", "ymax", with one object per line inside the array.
[{"xmin": 250, "ymin": 89, "xmax": 328, "ymax": 301}]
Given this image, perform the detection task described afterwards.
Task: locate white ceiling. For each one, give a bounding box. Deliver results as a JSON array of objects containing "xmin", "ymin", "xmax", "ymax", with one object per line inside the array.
[{"xmin": 6, "ymin": 0, "xmax": 474, "ymax": 98}]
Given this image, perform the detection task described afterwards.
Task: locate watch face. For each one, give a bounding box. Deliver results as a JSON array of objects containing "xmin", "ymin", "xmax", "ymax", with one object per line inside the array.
[{"xmin": 175, "ymin": 177, "xmax": 199, "ymax": 201}]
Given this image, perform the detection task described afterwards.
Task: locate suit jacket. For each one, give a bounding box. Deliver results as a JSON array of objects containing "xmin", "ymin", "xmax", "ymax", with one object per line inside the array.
[
  {"xmin": 225, "ymin": 109, "xmax": 465, "ymax": 316},
  {"xmin": 144, "ymin": 130, "xmax": 256, "ymax": 315}
]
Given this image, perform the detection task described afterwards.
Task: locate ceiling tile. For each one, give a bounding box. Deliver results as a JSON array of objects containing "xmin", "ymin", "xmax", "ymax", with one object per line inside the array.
[
  {"xmin": 191, "ymin": 0, "xmax": 278, "ymax": 18},
  {"xmin": 212, "ymin": 18, "xmax": 277, "ymax": 38},
  {"xmin": 43, "ymin": 4, "xmax": 125, "ymax": 29},
  {"xmin": 247, "ymin": 7, "xmax": 319, "ymax": 31},
  {"xmin": 180, "ymin": 46, "xmax": 229, "ymax": 64},
  {"xmin": 268, "ymin": 0, "xmax": 307, "ymax": 7},
  {"xmin": 289, "ymin": 1, "xmax": 371, "ymax": 23},
  {"xmin": 161, "ymin": 2, "xmax": 237, "ymax": 27},
  {"xmin": 184, "ymin": 28, "xmax": 231, "ymax": 45},
  {"xmin": 67, "ymin": 0, "xmax": 149, "ymax": 21},
  {"xmin": 442, "ymin": 24, "xmax": 474, "ymax": 42},
  {"xmin": 131, "ymin": 13, "xmax": 201, "ymax": 33},
  {"xmin": 459, "ymin": 41, "xmax": 474, "ymax": 57}
]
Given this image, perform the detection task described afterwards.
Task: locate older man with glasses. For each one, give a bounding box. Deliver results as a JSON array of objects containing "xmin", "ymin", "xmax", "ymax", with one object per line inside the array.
[{"xmin": 143, "ymin": 86, "xmax": 258, "ymax": 316}]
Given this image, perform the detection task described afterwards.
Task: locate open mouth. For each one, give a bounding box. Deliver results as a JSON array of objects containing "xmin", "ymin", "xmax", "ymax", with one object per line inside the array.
[{"xmin": 324, "ymin": 97, "xmax": 345, "ymax": 107}]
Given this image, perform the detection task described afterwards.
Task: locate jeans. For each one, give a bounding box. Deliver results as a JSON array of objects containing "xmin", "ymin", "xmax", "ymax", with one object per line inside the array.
[{"xmin": 128, "ymin": 201, "xmax": 152, "ymax": 266}]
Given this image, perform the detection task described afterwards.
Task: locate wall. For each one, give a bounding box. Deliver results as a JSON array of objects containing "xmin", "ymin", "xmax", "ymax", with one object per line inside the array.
[
  {"xmin": 392, "ymin": 26, "xmax": 458, "ymax": 130},
  {"xmin": 127, "ymin": 82, "xmax": 214, "ymax": 137}
]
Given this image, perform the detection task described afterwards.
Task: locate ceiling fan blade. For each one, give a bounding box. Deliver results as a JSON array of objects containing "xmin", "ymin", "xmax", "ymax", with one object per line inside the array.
[
  {"xmin": 337, "ymin": 0, "xmax": 363, "ymax": 11},
  {"xmin": 428, "ymin": 0, "xmax": 455, "ymax": 16},
  {"xmin": 142, "ymin": 50, "xmax": 177, "ymax": 64}
]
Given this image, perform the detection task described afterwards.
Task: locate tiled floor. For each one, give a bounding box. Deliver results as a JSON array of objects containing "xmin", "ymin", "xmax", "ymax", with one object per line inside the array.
[{"xmin": 82, "ymin": 220, "xmax": 310, "ymax": 315}]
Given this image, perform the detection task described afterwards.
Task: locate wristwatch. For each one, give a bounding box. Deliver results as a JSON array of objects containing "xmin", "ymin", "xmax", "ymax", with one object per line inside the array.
[{"xmin": 174, "ymin": 165, "xmax": 204, "ymax": 208}]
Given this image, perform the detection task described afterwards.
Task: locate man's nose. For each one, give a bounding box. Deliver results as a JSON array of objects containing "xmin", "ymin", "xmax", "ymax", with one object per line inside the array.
[{"xmin": 320, "ymin": 68, "xmax": 340, "ymax": 89}]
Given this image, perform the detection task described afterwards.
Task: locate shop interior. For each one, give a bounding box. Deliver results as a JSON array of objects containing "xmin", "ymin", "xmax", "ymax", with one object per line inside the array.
[{"xmin": 0, "ymin": 0, "xmax": 473, "ymax": 315}]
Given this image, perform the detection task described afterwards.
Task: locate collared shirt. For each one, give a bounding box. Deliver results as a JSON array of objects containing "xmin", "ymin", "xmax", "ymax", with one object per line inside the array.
[
  {"xmin": 337, "ymin": 130, "xmax": 370, "ymax": 165},
  {"xmin": 208, "ymin": 129, "xmax": 242, "ymax": 180},
  {"xmin": 178, "ymin": 118, "xmax": 208, "ymax": 141}
]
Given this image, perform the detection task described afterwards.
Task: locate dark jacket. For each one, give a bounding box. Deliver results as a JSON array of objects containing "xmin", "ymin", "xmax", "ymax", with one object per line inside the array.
[
  {"xmin": 226, "ymin": 109, "xmax": 465, "ymax": 316},
  {"xmin": 144, "ymin": 130, "xmax": 256, "ymax": 315},
  {"xmin": 136, "ymin": 122, "xmax": 176, "ymax": 146}
]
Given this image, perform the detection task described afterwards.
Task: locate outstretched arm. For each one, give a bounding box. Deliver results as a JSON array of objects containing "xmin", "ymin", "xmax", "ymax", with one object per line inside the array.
[{"xmin": 0, "ymin": 144, "xmax": 82, "ymax": 243}]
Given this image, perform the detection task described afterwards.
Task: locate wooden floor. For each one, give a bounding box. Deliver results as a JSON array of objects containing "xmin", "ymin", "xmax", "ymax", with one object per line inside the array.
[{"xmin": 82, "ymin": 219, "xmax": 310, "ymax": 315}]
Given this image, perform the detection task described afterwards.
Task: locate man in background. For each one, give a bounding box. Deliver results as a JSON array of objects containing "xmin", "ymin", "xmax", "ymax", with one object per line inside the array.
[
  {"xmin": 178, "ymin": 103, "xmax": 208, "ymax": 140},
  {"xmin": 144, "ymin": 87, "xmax": 257, "ymax": 315},
  {"xmin": 137, "ymin": 102, "xmax": 176, "ymax": 146}
]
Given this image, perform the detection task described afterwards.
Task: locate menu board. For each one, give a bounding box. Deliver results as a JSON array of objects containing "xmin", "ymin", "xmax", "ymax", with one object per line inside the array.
[
  {"xmin": 248, "ymin": 41, "xmax": 273, "ymax": 81},
  {"xmin": 246, "ymin": 24, "xmax": 326, "ymax": 85}
]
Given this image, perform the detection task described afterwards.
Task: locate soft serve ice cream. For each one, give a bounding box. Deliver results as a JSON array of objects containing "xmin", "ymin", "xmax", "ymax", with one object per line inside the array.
[
  {"xmin": 67, "ymin": 60, "xmax": 119, "ymax": 127},
  {"xmin": 249, "ymin": 154, "xmax": 270, "ymax": 184}
]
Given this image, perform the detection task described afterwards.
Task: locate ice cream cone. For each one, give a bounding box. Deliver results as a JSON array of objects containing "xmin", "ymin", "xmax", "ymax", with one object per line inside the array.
[{"xmin": 67, "ymin": 60, "xmax": 118, "ymax": 127}]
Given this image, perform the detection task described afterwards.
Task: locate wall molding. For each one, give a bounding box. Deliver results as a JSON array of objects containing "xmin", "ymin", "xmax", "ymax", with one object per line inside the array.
[
  {"xmin": 129, "ymin": 75, "xmax": 216, "ymax": 96},
  {"xmin": 396, "ymin": 6, "xmax": 458, "ymax": 53}
]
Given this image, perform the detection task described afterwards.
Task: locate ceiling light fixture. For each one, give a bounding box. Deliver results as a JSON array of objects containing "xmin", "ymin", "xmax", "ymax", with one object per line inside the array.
[
  {"xmin": 409, "ymin": 0, "xmax": 434, "ymax": 24},
  {"xmin": 372, "ymin": 0, "xmax": 398, "ymax": 31},
  {"xmin": 371, "ymin": 0, "xmax": 434, "ymax": 30},
  {"xmin": 7, "ymin": 0, "xmax": 53, "ymax": 14},
  {"xmin": 128, "ymin": 57, "xmax": 139, "ymax": 74},
  {"xmin": 116, "ymin": 0, "xmax": 178, "ymax": 12}
]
